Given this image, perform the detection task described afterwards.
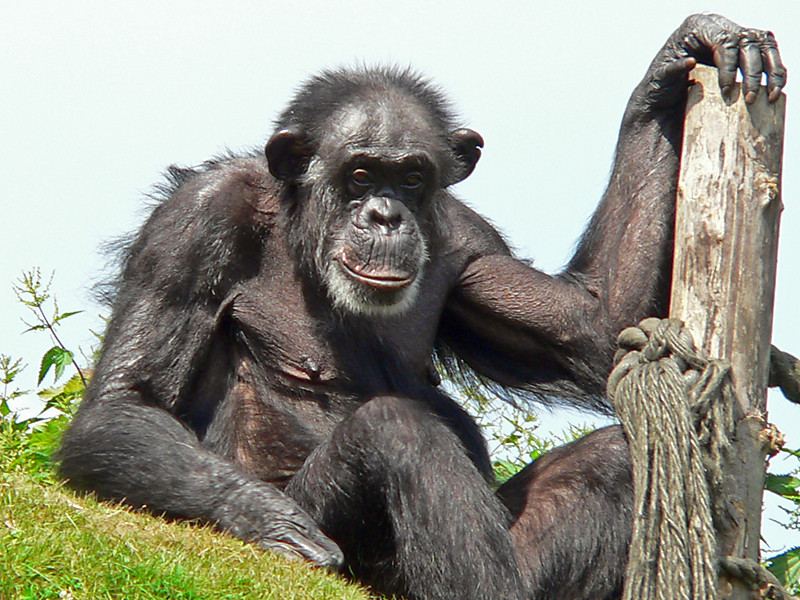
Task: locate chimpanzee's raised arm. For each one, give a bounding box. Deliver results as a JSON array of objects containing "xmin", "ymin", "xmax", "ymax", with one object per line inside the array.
[{"xmin": 440, "ymin": 15, "xmax": 786, "ymax": 411}]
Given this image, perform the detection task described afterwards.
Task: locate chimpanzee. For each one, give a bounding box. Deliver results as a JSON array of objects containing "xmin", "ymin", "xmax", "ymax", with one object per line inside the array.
[{"xmin": 58, "ymin": 14, "xmax": 785, "ymax": 600}]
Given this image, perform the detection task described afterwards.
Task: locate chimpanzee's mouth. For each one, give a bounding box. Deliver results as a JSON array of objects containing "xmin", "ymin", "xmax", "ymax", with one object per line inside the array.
[{"xmin": 338, "ymin": 257, "xmax": 415, "ymax": 290}]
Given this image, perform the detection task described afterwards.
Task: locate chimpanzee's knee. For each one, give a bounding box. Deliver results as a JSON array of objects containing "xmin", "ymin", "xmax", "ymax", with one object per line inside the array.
[
  {"xmin": 287, "ymin": 395, "xmax": 487, "ymax": 513},
  {"xmin": 330, "ymin": 396, "xmax": 471, "ymax": 479}
]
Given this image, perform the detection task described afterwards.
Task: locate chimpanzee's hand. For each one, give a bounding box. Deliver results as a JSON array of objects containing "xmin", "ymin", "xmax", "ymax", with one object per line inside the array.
[
  {"xmin": 254, "ymin": 510, "xmax": 344, "ymax": 569},
  {"xmin": 211, "ymin": 480, "xmax": 344, "ymax": 569},
  {"xmin": 639, "ymin": 14, "xmax": 786, "ymax": 111}
]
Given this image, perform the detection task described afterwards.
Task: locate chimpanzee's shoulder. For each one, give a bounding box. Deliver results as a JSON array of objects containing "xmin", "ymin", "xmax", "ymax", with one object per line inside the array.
[
  {"xmin": 439, "ymin": 194, "xmax": 512, "ymax": 260},
  {"xmin": 148, "ymin": 153, "xmax": 281, "ymax": 225}
]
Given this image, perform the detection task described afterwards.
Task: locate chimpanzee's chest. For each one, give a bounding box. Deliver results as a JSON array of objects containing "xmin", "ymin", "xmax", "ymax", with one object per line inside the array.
[
  {"xmin": 230, "ymin": 272, "xmax": 443, "ymax": 395},
  {"xmin": 227, "ymin": 236, "xmax": 455, "ymax": 403}
]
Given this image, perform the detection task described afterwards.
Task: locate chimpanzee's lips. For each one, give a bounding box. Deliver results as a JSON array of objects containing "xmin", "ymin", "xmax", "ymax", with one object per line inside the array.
[{"xmin": 338, "ymin": 256, "xmax": 414, "ymax": 290}]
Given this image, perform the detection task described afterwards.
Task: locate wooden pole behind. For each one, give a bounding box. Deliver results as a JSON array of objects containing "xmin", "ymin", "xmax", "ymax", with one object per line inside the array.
[{"xmin": 670, "ymin": 65, "xmax": 785, "ymax": 595}]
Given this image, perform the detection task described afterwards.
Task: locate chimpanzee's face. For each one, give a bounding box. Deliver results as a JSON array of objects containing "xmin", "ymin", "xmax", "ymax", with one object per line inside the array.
[{"xmin": 266, "ymin": 89, "xmax": 482, "ymax": 316}]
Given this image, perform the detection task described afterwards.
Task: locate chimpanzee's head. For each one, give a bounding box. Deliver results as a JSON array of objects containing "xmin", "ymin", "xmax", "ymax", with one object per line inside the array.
[{"xmin": 266, "ymin": 67, "xmax": 482, "ymax": 316}]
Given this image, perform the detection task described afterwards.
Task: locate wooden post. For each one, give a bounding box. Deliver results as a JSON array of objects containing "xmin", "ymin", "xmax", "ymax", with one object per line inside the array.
[{"xmin": 669, "ymin": 65, "xmax": 785, "ymax": 597}]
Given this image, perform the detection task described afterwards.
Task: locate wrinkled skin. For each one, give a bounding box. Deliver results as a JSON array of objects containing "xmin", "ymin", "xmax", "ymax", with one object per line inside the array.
[{"xmin": 58, "ymin": 15, "xmax": 785, "ymax": 600}]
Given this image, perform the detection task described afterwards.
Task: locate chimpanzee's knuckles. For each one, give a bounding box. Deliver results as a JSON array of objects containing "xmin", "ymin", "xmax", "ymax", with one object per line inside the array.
[
  {"xmin": 678, "ymin": 13, "xmax": 740, "ymax": 48},
  {"xmin": 672, "ymin": 14, "xmax": 739, "ymax": 74}
]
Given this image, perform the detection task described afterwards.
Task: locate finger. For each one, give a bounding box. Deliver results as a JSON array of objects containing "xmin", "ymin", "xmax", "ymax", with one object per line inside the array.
[
  {"xmin": 660, "ymin": 56, "xmax": 697, "ymax": 84},
  {"xmin": 713, "ymin": 32, "xmax": 740, "ymax": 96},
  {"xmin": 259, "ymin": 512, "xmax": 346, "ymax": 568},
  {"xmin": 289, "ymin": 522, "xmax": 345, "ymax": 568},
  {"xmin": 263, "ymin": 531, "xmax": 345, "ymax": 569},
  {"xmin": 759, "ymin": 32, "xmax": 787, "ymax": 102},
  {"xmin": 650, "ymin": 56, "xmax": 696, "ymax": 102},
  {"xmin": 311, "ymin": 534, "xmax": 345, "ymax": 569},
  {"xmin": 291, "ymin": 534, "xmax": 344, "ymax": 569},
  {"xmin": 739, "ymin": 30, "xmax": 764, "ymax": 104}
]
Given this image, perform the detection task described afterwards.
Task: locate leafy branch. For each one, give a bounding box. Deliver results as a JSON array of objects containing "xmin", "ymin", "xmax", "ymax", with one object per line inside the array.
[
  {"xmin": 0, "ymin": 355, "xmax": 27, "ymax": 417},
  {"xmin": 13, "ymin": 268, "xmax": 86, "ymax": 387}
]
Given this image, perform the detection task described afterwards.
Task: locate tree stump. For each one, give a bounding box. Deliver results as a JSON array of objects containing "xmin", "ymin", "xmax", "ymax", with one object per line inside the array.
[{"xmin": 669, "ymin": 65, "xmax": 786, "ymax": 598}]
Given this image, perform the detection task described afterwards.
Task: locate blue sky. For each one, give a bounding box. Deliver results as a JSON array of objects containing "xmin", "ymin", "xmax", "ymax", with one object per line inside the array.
[{"xmin": 1, "ymin": 1, "xmax": 798, "ymax": 554}]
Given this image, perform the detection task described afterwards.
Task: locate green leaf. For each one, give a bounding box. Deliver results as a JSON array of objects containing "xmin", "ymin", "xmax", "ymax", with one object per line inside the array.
[
  {"xmin": 52, "ymin": 310, "xmax": 83, "ymax": 324},
  {"xmin": 0, "ymin": 357, "xmax": 26, "ymax": 384},
  {"xmin": 766, "ymin": 473, "xmax": 800, "ymax": 501},
  {"xmin": 37, "ymin": 346, "xmax": 74, "ymax": 384},
  {"xmin": 38, "ymin": 373, "xmax": 85, "ymax": 415},
  {"xmin": 766, "ymin": 546, "xmax": 800, "ymax": 592},
  {"xmin": 38, "ymin": 373, "xmax": 84, "ymax": 400}
]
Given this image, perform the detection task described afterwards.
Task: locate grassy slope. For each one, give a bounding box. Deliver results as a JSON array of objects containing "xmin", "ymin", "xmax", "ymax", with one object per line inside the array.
[
  {"xmin": 0, "ymin": 419, "xmax": 375, "ymax": 600},
  {"xmin": 0, "ymin": 474, "xmax": 375, "ymax": 600}
]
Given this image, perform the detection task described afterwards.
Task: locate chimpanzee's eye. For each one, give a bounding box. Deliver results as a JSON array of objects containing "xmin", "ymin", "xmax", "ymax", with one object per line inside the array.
[
  {"xmin": 351, "ymin": 168, "xmax": 373, "ymax": 187},
  {"xmin": 347, "ymin": 167, "xmax": 375, "ymax": 198},
  {"xmin": 402, "ymin": 171, "xmax": 424, "ymax": 190}
]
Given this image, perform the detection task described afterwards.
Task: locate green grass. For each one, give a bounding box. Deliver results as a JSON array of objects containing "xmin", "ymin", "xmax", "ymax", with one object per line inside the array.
[
  {"xmin": 0, "ymin": 473, "xmax": 375, "ymax": 600},
  {"xmin": 0, "ymin": 417, "xmax": 375, "ymax": 600}
]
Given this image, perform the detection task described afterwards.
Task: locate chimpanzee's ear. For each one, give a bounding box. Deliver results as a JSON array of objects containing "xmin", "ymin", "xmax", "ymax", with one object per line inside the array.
[
  {"xmin": 265, "ymin": 128, "xmax": 314, "ymax": 181},
  {"xmin": 449, "ymin": 128, "xmax": 484, "ymax": 185}
]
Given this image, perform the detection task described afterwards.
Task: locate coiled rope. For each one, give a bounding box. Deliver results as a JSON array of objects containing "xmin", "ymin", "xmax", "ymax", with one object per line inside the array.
[
  {"xmin": 608, "ymin": 317, "xmax": 733, "ymax": 600},
  {"xmin": 608, "ymin": 318, "xmax": 799, "ymax": 600}
]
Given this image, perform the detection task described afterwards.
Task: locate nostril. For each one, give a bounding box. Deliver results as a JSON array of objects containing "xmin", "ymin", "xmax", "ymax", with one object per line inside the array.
[
  {"xmin": 373, "ymin": 212, "xmax": 402, "ymax": 230},
  {"xmin": 367, "ymin": 199, "xmax": 403, "ymax": 231}
]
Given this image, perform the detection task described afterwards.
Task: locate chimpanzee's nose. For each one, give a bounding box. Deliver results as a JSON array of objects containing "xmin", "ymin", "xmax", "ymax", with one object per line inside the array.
[{"xmin": 363, "ymin": 197, "xmax": 404, "ymax": 233}]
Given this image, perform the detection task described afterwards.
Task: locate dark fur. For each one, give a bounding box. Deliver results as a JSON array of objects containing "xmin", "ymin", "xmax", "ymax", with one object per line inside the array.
[{"xmin": 59, "ymin": 16, "xmax": 785, "ymax": 600}]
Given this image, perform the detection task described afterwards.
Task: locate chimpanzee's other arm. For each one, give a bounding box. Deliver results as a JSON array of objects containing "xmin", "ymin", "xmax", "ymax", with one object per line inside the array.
[
  {"xmin": 441, "ymin": 15, "xmax": 786, "ymax": 409},
  {"xmin": 57, "ymin": 160, "xmax": 343, "ymax": 567},
  {"xmin": 60, "ymin": 397, "xmax": 342, "ymax": 566}
]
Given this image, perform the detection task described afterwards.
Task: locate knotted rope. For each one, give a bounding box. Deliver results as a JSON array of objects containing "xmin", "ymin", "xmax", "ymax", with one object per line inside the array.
[{"xmin": 607, "ymin": 317, "xmax": 736, "ymax": 600}]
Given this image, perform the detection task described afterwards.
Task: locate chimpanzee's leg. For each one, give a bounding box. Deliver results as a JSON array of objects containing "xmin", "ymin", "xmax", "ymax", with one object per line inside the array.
[
  {"xmin": 285, "ymin": 395, "xmax": 526, "ymax": 600},
  {"xmin": 496, "ymin": 425, "xmax": 633, "ymax": 600}
]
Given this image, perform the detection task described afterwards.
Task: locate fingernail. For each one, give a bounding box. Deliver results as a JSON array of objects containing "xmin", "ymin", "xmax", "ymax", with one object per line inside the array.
[{"xmin": 745, "ymin": 91, "xmax": 757, "ymax": 104}]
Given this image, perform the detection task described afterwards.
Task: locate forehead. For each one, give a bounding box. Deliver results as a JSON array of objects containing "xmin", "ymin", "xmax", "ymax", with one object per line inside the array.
[{"xmin": 319, "ymin": 89, "xmax": 445, "ymax": 161}]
